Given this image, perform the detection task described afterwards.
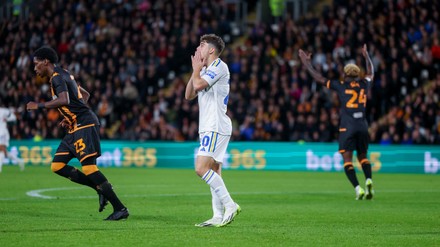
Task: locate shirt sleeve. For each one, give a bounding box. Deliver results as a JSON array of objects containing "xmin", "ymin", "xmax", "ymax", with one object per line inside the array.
[
  {"xmin": 51, "ymin": 74, "xmax": 68, "ymax": 95},
  {"xmin": 201, "ymin": 63, "xmax": 224, "ymax": 86},
  {"xmin": 5, "ymin": 109, "xmax": 16, "ymax": 122},
  {"xmin": 327, "ymin": 79, "xmax": 342, "ymax": 91},
  {"xmin": 0, "ymin": 109, "xmax": 15, "ymax": 122}
]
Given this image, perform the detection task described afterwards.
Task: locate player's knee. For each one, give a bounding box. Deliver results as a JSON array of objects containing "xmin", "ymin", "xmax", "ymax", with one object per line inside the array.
[
  {"xmin": 196, "ymin": 163, "xmax": 213, "ymax": 177},
  {"xmin": 357, "ymin": 152, "xmax": 366, "ymax": 159},
  {"xmin": 195, "ymin": 156, "xmax": 216, "ymax": 177},
  {"xmin": 81, "ymin": 156, "xmax": 98, "ymax": 175},
  {"xmin": 51, "ymin": 162, "xmax": 66, "ymax": 172},
  {"xmin": 195, "ymin": 167, "xmax": 205, "ymax": 177},
  {"xmin": 82, "ymin": 165, "xmax": 99, "ymax": 176}
]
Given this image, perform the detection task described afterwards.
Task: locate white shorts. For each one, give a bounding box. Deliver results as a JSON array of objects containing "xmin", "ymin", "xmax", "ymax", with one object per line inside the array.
[
  {"xmin": 0, "ymin": 132, "xmax": 10, "ymax": 147},
  {"xmin": 197, "ymin": 132, "xmax": 230, "ymax": 163}
]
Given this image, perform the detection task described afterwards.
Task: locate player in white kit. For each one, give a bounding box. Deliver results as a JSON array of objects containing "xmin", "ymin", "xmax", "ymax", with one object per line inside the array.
[
  {"xmin": 185, "ymin": 34, "xmax": 241, "ymax": 227},
  {"xmin": 0, "ymin": 105, "xmax": 24, "ymax": 172}
]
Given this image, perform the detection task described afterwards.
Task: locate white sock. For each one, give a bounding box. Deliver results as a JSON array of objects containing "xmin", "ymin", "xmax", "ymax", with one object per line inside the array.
[
  {"xmin": 0, "ymin": 152, "xmax": 4, "ymax": 173},
  {"xmin": 7, "ymin": 152, "xmax": 21, "ymax": 163},
  {"xmin": 7, "ymin": 152, "xmax": 24, "ymax": 170},
  {"xmin": 211, "ymin": 187, "xmax": 224, "ymax": 219},
  {"xmin": 202, "ymin": 169, "xmax": 235, "ymax": 208}
]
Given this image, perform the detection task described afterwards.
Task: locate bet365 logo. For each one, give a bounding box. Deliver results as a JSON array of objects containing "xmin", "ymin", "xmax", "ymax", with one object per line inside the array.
[
  {"xmin": 424, "ymin": 152, "xmax": 439, "ymax": 174},
  {"xmin": 306, "ymin": 150, "xmax": 381, "ymax": 172}
]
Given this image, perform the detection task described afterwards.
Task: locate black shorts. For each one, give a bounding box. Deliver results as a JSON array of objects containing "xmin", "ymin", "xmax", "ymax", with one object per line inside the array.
[
  {"xmin": 53, "ymin": 124, "xmax": 101, "ymax": 164},
  {"xmin": 338, "ymin": 126, "xmax": 369, "ymax": 154}
]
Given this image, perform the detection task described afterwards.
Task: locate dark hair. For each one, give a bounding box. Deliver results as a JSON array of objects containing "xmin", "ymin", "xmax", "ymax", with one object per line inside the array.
[
  {"xmin": 33, "ymin": 46, "xmax": 58, "ymax": 63},
  {"xmin": 200, "ymin": 34, "xmax": 225, "ymax": 56}
]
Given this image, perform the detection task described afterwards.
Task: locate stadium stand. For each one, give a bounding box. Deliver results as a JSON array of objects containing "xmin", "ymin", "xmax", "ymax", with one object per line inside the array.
[{"xmin": 0, "ymin": 0, "xmax": 438, "ymax": 144}]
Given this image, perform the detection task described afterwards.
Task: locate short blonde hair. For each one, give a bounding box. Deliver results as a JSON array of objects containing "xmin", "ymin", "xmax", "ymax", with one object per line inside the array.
[{"xmin": 344, "ymin": 64, "xmax": 360, "ymax": 77}]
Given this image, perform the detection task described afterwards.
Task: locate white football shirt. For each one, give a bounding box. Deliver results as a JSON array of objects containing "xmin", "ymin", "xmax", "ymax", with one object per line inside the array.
[
  {"xmin": 0, "ymin": 108, "xmax": 16, "ymax": 145},
  {"xmin": 197, "ymin": 58, "xmax": 232, "ymax": 135}
]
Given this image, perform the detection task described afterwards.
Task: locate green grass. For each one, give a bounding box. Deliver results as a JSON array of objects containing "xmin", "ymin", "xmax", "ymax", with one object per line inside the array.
[{"xmin": 0, "ymin": 166, "xmax": 439, "ymax": 247}]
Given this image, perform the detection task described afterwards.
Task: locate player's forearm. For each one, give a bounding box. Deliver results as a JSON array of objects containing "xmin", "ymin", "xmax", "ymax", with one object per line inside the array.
[
  {"xmin": 185, "ymin": 76, "xmax": 197, "ymax": 100},
  {"xmin": 42, "ymin": 92, "xmax": 70, "ymax": 109},
  {"xmin": 191, "ymin": 74, "xmax": 208, "ymax": 92},
  {"xmin": 364, "ymin": 53, "xmax": 374, "ymax": 79},
  {"xmin": 191, "ymin": 66, "xmax": 212, "ymax": 91},
  {"xmin": 303, "ymin": 62, "xmax": 326, "ymax": 84},
  {"xmin": 43, "ymin": 99, "xmax": 68, "ymax": 109},
  {"xmin": 80, "ymin": 87, "xmax": 90, "ymax": 103}
]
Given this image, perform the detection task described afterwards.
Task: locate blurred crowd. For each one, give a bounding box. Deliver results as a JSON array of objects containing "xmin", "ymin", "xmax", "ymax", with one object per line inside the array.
[
  {"xmin": 231, "ymin": 0, "xmax": 440, "ymax": 144},
  {"xmin": 0, "ymin": 0, "xmax": 439, "ymax": 144}
]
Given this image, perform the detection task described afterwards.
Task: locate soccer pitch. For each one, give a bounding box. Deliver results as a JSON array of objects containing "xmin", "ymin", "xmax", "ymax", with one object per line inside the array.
[{"xmin": 0, "ymin": 166, "xmax": 439, "ymax": 246}]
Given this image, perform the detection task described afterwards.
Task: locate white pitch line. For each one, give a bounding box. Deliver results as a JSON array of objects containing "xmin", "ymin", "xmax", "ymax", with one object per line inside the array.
[
  {"xmin": 25, "ymin": 187, "xmax": 217, "ymax": 200},
  {"xmin": 26, "ymin": 187, "xmax": 85, "ymax": 199},
  {"xmin": 22, "ymin": 187, "xmax": 440, "ymax": 201},
  {"xmin": 25, "ymin": 187, "xmax": 300, "ymax": 200},
  {"xmin": 0, "ymin": 197, "xmax": 18, "ymax": 201}
]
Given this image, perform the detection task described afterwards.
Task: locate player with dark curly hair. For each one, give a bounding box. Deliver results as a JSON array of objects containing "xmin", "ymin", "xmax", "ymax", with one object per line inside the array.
[{"xmin": 27, "ymin": 46, "xmax": 129, "ymax": 220}]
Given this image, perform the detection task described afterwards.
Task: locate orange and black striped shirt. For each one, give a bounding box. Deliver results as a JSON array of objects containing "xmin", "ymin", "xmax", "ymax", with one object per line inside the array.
[{"xmin": 50, "ymin": 66, "xmax": 99, "ymax": 127}]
